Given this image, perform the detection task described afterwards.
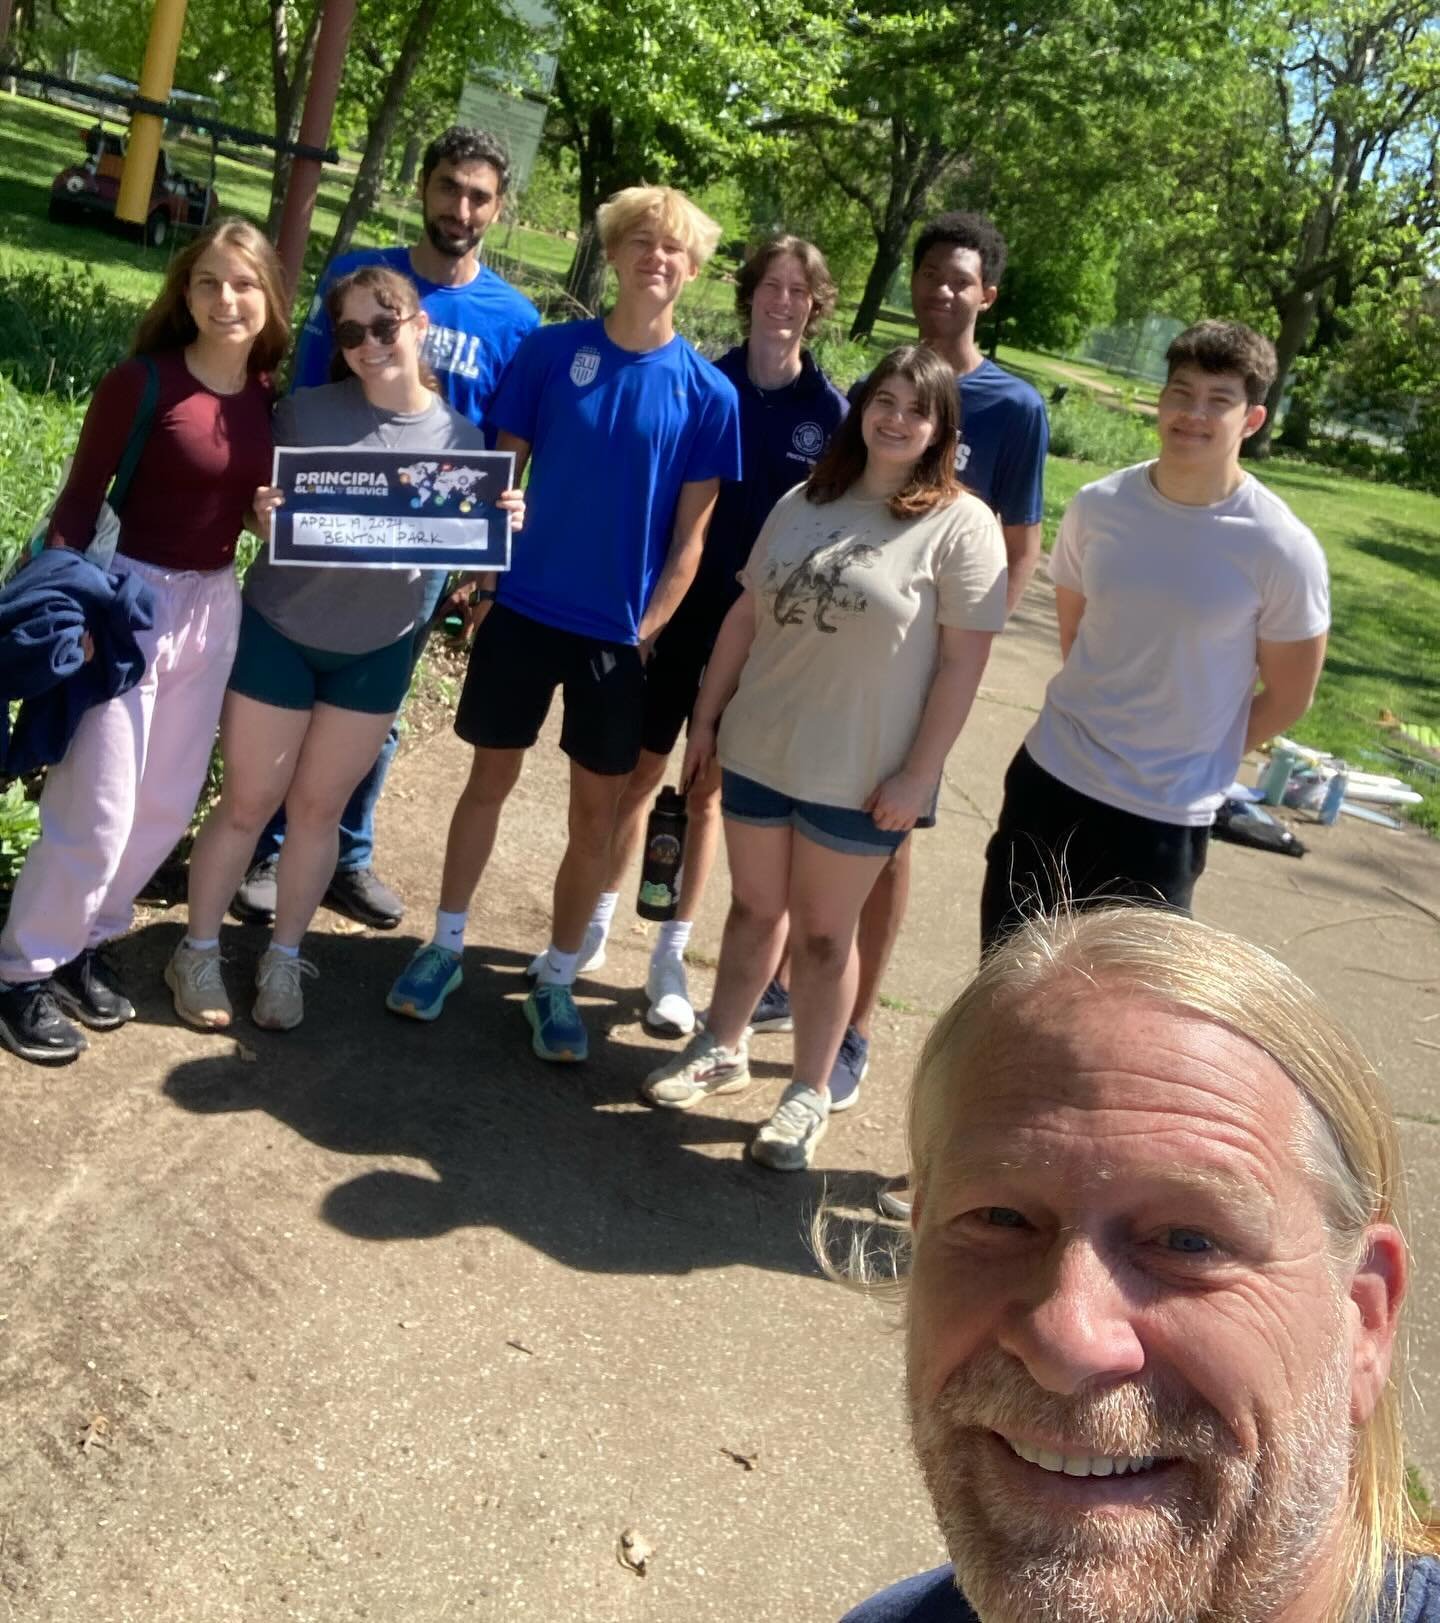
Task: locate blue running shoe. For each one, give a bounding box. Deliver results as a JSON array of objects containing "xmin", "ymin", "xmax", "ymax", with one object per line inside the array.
[
  {"xmin": 749, "ymin": 977, "xmax": 793, "ymax": 1033},
  {"xmin": 524, "ymin": 982, "xmax": 588, "ymax": 1062},
  {"xmin": 827, "ymin": 1025, "xmax": 869, "ymax": 1112},
  {"xmin": 385, "ymin": 943, "xmax": 462, "ymax": 1021}
]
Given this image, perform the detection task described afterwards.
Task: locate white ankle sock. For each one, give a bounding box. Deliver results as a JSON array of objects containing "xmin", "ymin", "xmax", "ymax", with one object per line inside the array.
[
  {"xmin": 185, "ymin": 936, "xmax": 219, "ymax": 953},
  {"xmin": 268, "ymin": 940, "xmax": 300, "ymax": 959},
  {"xmin": 537, "ymin": 945, "xmax": 579, "ymax": 987},
  {"xmin": 655, "ymin": 919, "xmax": 692, "ymax": 961},
  {"xmin": 433, "ymin": 909, "xmax": 467, "ymax": 954},
  {"xmin": 589, "ymin": 890, "xmax": 619, "ymax": 938}
]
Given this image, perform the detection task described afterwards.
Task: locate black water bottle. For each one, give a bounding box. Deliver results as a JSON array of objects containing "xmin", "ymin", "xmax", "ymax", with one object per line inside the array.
[{"xmin": 637, "ymin": 787, "xmax": 688, "ymax": 921}]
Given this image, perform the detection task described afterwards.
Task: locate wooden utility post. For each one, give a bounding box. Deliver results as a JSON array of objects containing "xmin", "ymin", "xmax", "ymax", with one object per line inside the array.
[
  {"xmin": 115, "ymin": 0, "xmax": 188, "ymax": 229},
  {"xmin": 275, "ymin": 0, "xmax": 357, "ymax": 300}
]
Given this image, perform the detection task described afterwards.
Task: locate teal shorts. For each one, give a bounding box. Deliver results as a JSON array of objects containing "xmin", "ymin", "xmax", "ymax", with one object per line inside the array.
[{"xmin": 227, "ymin": 603, "xmax": 413, "ymax": 715}]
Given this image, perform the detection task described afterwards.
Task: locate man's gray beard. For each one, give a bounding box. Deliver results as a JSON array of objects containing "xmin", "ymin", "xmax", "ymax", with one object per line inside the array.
[
  {"xmin": 907, "ymin": 1343, "xmax": 1354, "ymax": 1623},
  {"xmin": 424, "ymin": 218, "xmax": 477, "ymax": 259}
]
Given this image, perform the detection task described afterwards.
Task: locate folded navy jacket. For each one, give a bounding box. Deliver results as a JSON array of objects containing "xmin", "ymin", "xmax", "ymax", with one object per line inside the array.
[{"xmin": 0, "ymin": 548, "xmax": 156, "ymax": 779}]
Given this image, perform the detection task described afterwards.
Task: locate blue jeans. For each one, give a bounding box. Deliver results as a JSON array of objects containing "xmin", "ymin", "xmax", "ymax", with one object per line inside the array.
[{"xmin": 253, "ymin": 573, "xmax": 448, "ymax": 872}]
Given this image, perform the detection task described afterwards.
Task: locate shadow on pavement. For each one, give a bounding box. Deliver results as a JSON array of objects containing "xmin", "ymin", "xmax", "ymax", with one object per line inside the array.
[{"xmin": 148, "ymin": 922, "xmax": 894, "ymax": 1282}]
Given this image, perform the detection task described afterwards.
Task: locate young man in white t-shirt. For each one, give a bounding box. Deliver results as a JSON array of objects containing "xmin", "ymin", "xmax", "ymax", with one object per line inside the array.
[{"xmin": 980, "ymin": 319, "xmax": 1330, "ymax": 947}]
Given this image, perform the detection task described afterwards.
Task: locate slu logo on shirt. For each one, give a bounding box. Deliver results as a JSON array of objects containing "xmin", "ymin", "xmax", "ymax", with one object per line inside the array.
[
  {"xmin": 792, "ymin": 421, "xmax": 825, "ymax": 459},
  {"xmin": 422, "ymin": 324, "xmax": 483, "ymax": 382},
  {"xmin": 570, "ymin": 347, "xmax": 602, "ymax": 388}
]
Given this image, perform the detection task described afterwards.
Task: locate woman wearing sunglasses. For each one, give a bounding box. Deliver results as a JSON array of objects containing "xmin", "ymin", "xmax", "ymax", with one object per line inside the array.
[{"xmin": 169, "ymin": 265, "xmax": 524, "ymax": 1033}]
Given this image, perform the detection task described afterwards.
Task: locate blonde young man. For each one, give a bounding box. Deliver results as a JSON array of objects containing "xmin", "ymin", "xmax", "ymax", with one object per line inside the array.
[
  {"xmin": 386, "ymin": 186, "xmax": 741, "ymax": 1063},
  {"xmin": 841, "ymin": 908, "xmax": 1440, "ymax": 1623}
]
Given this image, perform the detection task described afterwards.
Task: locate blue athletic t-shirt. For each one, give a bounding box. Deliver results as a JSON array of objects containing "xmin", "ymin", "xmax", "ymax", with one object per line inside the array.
[
  {"xmin": 490, "ymin": 318, "xmax": 742, "ymax": 645},
  {"xmin": 850, "ymin": 357, "xmax": 1048, "ymax": 526},
  {"xmin": 840, "ymin": 1556, "xmax": 1440, "ymax": 1622},
  {"xmin": 292, "ymin": 246, "xmax": 540, "ymax": 436}
]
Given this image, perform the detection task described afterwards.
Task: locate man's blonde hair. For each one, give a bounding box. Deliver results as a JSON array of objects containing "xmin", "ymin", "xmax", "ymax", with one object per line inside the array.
[
  {"xmin": 596, "ymin": 185, "xmax": 722, "ymax": 268},
  {"xmin": 835, "ymin": 907, "xmax": 1439, "ymax": 1621}
]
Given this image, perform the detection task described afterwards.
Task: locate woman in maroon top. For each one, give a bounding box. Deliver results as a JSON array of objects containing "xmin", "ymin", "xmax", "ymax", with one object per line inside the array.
[{"xmin": 0, "ymin": 218, "xmax": 287, "ymax": 1067}]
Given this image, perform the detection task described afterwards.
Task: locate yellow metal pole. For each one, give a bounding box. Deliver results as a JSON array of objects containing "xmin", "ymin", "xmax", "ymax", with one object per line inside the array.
[{"xmin": 116, "ymin": 0, "xmax": 189, "ymax": 229}]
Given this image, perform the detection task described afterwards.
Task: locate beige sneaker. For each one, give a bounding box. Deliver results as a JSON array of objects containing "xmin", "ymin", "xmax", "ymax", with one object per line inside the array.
[
  {"xmin": 642, "ymin": 1028, "xmax": 750, "ymax": 1109},
  {"xmin": 253, "ymin": 948, "xmax": 317, "ymax": 1032},
  {"xmin": 165, "ymin": 941, "xmax": 233, "ymax": 1030}
]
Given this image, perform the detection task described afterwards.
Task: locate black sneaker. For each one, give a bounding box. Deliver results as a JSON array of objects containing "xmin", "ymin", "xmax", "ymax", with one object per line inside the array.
[
  {"xmin": 323, "ymin": 867, "xmax": 403, "ymax": 930},
  {"xmin": 51, "ymin": 948, "xmax": 136, "ymax": 1030},
  {"xmin": 0, "ymin": 979, "xmax": 87, "ymax": 1064},
  {"xmin": 230, "ymin": 855, "xmax": 279, "ymax": 926}
]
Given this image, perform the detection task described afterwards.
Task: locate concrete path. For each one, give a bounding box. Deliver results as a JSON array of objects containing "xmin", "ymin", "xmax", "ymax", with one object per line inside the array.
[{"xmin": 2, "ymin": 578, "xmax": 1436, "ymax": 1622}]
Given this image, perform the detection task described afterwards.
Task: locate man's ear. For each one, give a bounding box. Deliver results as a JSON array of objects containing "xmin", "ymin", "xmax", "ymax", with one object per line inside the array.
[
  {"xmin": 980, "ymin": 283, "xmax": 1000, "ymax": 314},
  {"xmin": 1349, "ymin": 1223, "xmax": 1406, "ymax": 1424},
  {"xmin": 1241, "ymin": 402, "xmax": 1268, "ymax": 439}
]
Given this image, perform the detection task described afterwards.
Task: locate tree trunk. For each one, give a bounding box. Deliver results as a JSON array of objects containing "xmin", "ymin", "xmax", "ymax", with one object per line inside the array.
[
  {"xmin": 849, "ymin": 224, "xmax": 908, "ymax": 341},
  {"xmin": 327, "ymin": 0, "xmax": 441, "ymax": 263},
  {"xmin": 266, "ymin": 0, "xmax": 323, "ymax": 238},
  {"xmin": 563, "ymin": 107, "xmax": 618, "ymax": 314},
  {"xmin": 1276, "ymin": 388, "xmax": 1314, "ymax": 452},
  {"xmin": 1245, "ymin": 284, "xmax": 1317, "ymax": 460},
  {"xmin": 397, "ymin": 128, "xmax": 423, "ymax": 190}
]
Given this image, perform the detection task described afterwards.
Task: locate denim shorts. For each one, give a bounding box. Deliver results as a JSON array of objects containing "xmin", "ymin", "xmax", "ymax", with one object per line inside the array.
[
  {"xmin": 720, "ymin": 769, "xmax": 912, "ymax": 857},
  {"xmin": 227, "ymin": 603, "xmax": 413, "ymax": 715}
]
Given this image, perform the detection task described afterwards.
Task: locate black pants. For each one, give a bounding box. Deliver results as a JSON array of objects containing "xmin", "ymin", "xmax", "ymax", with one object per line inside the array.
[{"xmin": 980, "ymin": 747, "xmax": 1210, "ymax": 953}]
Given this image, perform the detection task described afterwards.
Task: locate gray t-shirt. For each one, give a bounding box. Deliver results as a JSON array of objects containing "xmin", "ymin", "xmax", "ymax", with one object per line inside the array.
[
  {"xmin": 1026, "ymin": 461, "xmax": 1329, "ymax": 827},
  {"xmin": 244, "ymin": 377, "xmax": 485, "ymax": 654}
]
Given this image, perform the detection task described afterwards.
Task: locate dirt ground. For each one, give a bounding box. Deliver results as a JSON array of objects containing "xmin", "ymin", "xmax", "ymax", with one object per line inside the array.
[{"xmin": 2, "ymin": 583, "xmax": 1438, "ymax": 1622}]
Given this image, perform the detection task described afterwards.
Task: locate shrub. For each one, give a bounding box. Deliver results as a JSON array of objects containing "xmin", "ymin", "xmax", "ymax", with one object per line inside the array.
[
  {"xmin": 0, "ymin": 264, "xmax": 144, "ymax": 400},
  {"xmin": 1048, "ymin": 390, "xmax": 1156, "ymax": 467},
  {"xmin": 0, "ymin": 377, "xmax": 86, "ymax": 583},
  {"xmin": 0, "ymin": 775, "xmax": 42, "ymax": 895}
]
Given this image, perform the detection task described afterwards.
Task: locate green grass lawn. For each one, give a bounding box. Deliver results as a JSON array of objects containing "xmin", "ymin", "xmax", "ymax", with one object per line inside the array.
[{"xmin": 3, "ymin": 91, "xmax": 1437, "ymax": 830}]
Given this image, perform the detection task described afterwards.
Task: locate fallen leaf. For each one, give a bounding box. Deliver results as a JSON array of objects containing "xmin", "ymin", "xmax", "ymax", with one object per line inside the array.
[
  {"xmin": 398, "ymin": 1319, "xmax": 422, "ymax": 1330},
  {"xmin": 234, "ymin": 1041, "xmax": 258, "ymax": 1063},
  {"xmin": 617, "ymin": 1527, "xmax": 653, "ymax": 1576},
  {"xmin": 77, "ymin": 1414, "xmax": 111, "ymax": 1454},
  {"xmin": 328, "ymin": 918, "xmax": 367, "ymax": 936},
  {"xmin": 718, "ymin": 1446, "xmax": 758, "ymax": 1471}
]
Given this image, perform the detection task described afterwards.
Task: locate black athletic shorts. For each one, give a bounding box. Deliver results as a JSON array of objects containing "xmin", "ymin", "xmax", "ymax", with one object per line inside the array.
[
  {"xmin": 455, "ymin": 602, "xmax": 646, "ymax": 777},
  {"xmin": 979, "ymin": 746, "xmax": 1211, "ymax": 953},
  {"xmin": 640, "ymin": 595, "xmax": 727, "ymax": 758}
]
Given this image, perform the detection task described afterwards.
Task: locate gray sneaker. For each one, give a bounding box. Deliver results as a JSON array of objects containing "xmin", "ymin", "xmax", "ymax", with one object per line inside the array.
[
  {"xmin": 642, "ymin": 1028, "xmax": 750, "ymax": 1109},
  {"xmin": 750, "ymin": 1082, "xmax": 830, "ymax": 1171},
  {"xmin": 253, "ymin": 949, "xmax": 318, "ymax": 1031},
  {"xmin": 165, "ymin": 941, "xmax": 233, "ymax": 1030}
]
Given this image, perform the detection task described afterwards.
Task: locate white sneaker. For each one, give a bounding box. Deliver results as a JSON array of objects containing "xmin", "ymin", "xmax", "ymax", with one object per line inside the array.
[
  {"xmin": 750, "ymin": 1082, "xmax": 830, "ymax": 1172},
  {"xmin": 526, "ymin": 921, "xmax": 606, "ymax": 980},
  {"xmin": 644, "ymin": 954, "xmax": 695, "ymax": 1036},
  {"xmin": 643, "ymin": 1028, "xmax": 750, "ymax": 1109}
]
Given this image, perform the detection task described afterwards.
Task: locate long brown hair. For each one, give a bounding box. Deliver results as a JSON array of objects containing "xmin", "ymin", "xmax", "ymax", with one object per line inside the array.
[
  {"xmin": 806, "ymin": 344, "xmax": 960, "ymax": 518},
  {"xmin": 130, "ymin": 217, "xmax": 289, "ymax": 374},
  {"xmin": 324, "ymin": 264, "xmax": 438, "ymax": 392},
  {"xmin": 735, "ymin": 234, "xmax": 838, "ymax": 338}
]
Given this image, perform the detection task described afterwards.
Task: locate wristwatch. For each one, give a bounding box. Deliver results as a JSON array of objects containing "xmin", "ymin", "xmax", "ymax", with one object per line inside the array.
[{"xmin": 470, "ymin": 587, "xmax": 497, "ymax": 605}]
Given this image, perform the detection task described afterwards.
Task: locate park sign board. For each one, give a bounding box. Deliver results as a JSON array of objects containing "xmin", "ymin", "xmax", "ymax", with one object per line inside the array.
[
  {"xmin": 270, "ymin": 446, "xmax": 515, "ymax": 571},
  {"xmin": 459, "ymin": 0, "xmax": 558, "ymax": 197}
]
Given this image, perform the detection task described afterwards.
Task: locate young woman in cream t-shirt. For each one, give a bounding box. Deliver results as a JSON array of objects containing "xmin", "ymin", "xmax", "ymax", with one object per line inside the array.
[{"xmin": 642, "ymin": 344, "xmax": 1007, "ymax": 1172}]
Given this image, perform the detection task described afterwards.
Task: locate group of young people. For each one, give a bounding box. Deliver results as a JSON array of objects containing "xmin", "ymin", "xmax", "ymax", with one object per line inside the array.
[{"xmin": 0, "ymin": 122, "xmax": 1329, "ymax": 1187}]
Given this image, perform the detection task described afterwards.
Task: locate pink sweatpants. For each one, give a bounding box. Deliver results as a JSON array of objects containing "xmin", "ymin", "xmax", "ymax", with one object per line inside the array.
[{"xmin": 0, "ymin": 556, "xmax": 241, "ymax": 983}]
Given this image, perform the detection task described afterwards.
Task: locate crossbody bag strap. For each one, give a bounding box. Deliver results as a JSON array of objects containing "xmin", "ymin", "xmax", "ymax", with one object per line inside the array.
[{"xmin": 106, "ymin": 354, "xmax": 161, "ymax": 516}]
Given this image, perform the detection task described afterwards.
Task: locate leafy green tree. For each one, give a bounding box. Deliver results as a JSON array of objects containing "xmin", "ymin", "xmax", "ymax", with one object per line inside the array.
[
  {"xmin": 544, "ymin": 0, "xmax": 844, "ymax": 312},
  {"xmin": 1152, "ymin": 0, "xmax": 1440, "ymax": 458}
]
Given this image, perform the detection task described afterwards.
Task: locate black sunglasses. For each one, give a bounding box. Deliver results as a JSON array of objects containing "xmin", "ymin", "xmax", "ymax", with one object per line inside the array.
[{"xmin": 335, "ymin": 312, "xmax": 416, "ymax": 349}]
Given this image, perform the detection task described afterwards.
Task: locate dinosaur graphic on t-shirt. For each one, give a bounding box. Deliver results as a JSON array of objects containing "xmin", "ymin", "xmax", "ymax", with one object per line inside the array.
[{"xmin": 769, "ymin": 533, "xmax": 881, "ymax": 633}]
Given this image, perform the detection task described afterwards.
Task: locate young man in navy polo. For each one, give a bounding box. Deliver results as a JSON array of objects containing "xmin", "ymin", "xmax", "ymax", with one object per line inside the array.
[
  {"xmin": 563, "ymin": 234, "xmax": 849, "ymax": 1038},
  {"xmin": 234, "ymin": 125, "xmax": 540, "ymax": 932},
  {"xmin": 385, "ymin": 185, "xmax": 742, "ymax": 1063}
]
